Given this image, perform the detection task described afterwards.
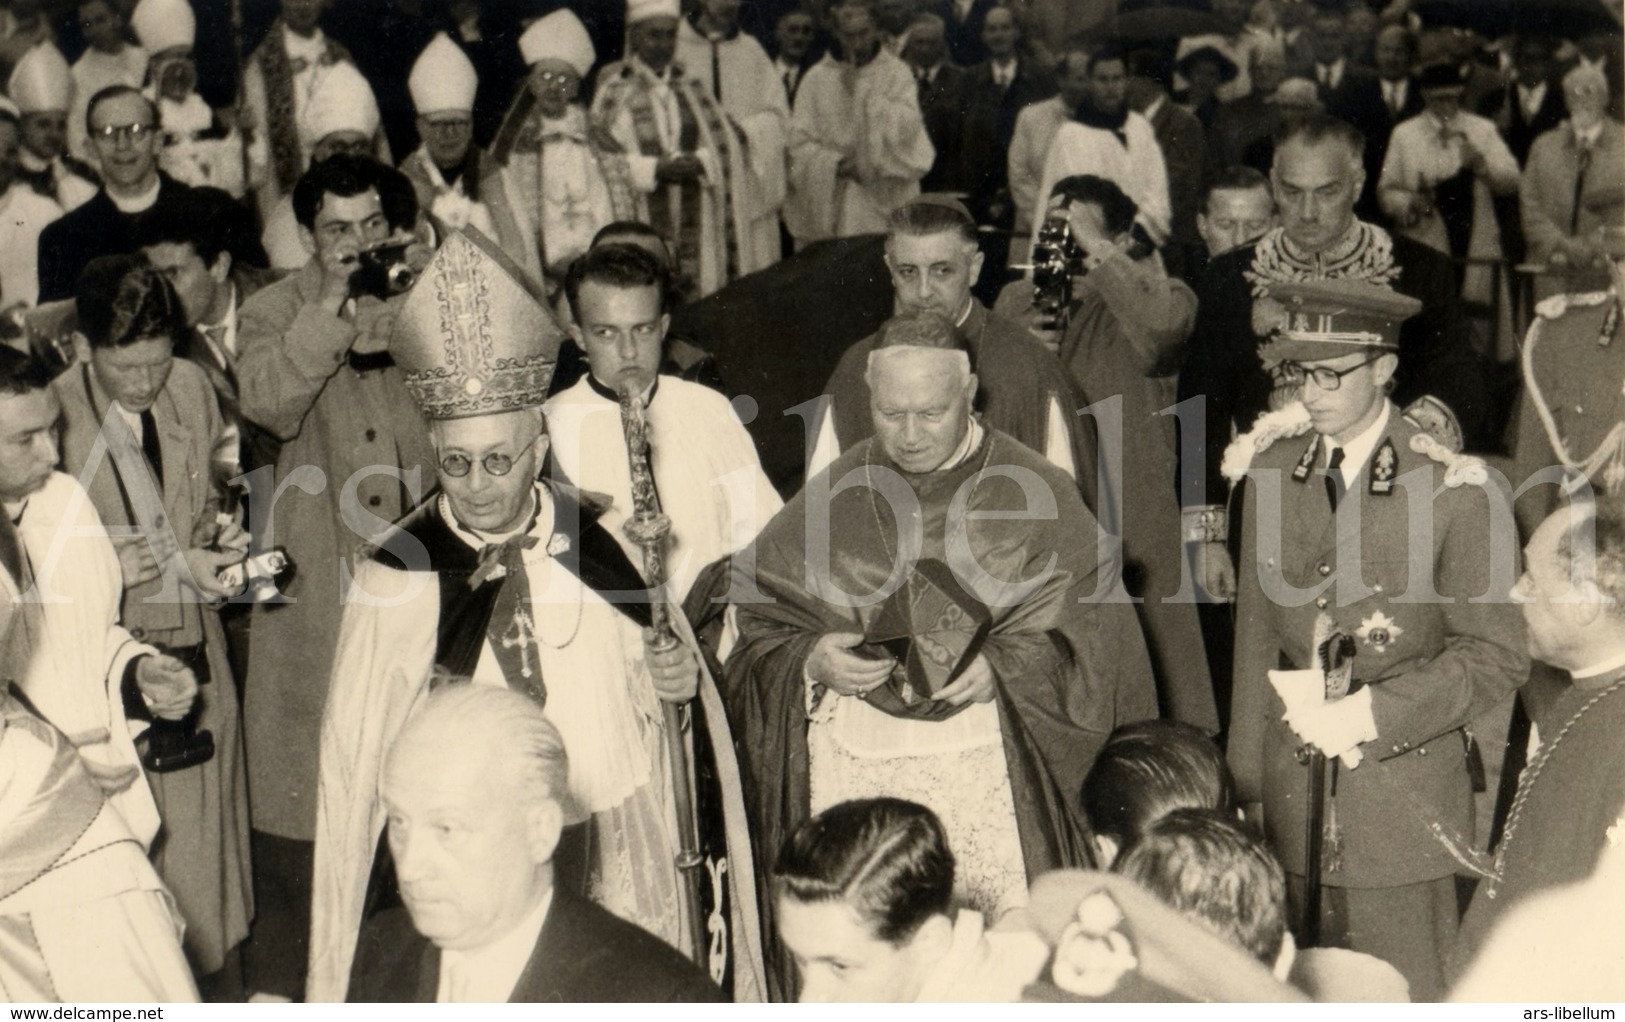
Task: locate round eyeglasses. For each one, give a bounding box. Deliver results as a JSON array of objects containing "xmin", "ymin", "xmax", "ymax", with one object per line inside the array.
[{"xmin": 440, "ymin": 451, "xmax": 519, "ymax": 478}]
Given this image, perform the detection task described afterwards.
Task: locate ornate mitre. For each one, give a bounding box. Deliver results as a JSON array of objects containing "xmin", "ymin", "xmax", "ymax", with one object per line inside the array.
[{"xmin": 390, "ymin": 229, "xmax": 564, "ymax": 420}]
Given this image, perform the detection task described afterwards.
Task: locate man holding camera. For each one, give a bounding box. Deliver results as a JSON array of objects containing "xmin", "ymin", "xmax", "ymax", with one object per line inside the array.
[{"xmin": 234, "ymin": 151, "xmax": 434, "ymax": 1002}]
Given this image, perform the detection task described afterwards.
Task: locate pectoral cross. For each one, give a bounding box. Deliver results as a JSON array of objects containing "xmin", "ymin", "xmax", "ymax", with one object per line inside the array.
[{"xmin": 501, "ymin": 605, "xmax": 537, "ymax": 680}]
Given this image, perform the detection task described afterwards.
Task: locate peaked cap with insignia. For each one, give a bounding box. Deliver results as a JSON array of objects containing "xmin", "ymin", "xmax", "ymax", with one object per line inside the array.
[
  {"xmin": 1260, "ymin": 278, "xmax": 1423, "ymax": 364},
  {"xmin": 390, "ymin": 228, "xmax": 565, "ymax": 419}
]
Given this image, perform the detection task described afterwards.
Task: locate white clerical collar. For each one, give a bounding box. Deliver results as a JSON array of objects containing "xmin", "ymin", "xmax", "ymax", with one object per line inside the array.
[
  {"xmin": 3, "ymin": 498, "xmax": 26, "ymax": 524},
  {"xmin": 108, "ymin": 177, "xmax": 161, "ymax": 213},
  {"xmin": 1322, "ymin": 400, "xmax": 1391, "ymax": 484},
  {"xmin": 441, "ymin": 485, "xmax": 548, "ymax": 550},
  {"xmin": 436, "ymin": 887, "xmax": 553, "ymax": 1003},
  {"xmin": 1572, "ymin": 648, "xmax": 1625, "ymax": 683},
  {"xmin": 283, "ymin": 24, "xmax": 327, "ymax": 61},
  {"xmin": 935, "ymin": 417, "xmax": 985, "ymax": 472},
  {"xmin": 954, "ymin": 297, "xmax": 974, "ymax": 328}
]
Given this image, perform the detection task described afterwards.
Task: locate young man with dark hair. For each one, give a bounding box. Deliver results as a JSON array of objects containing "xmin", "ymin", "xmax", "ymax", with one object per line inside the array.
[
  {"xmin": 547, "ymin": 242, "xmax": 779, "ymax": 604},
  {"xmin": 233, "ymin": 149, "xmax": 434, "ymax": 1002},
  {"xmin": 1114, "ymin": 808, "xmax": 1291, "ymax": 973},
  {"xmin": 774, "ymin": 797, "xmax": 1048, "ymax": 1001},
  {"xmin": 1197, "ymin": 166, "xmax": 1277, "ymax": 260},
  {"xmin": 1035, "ymin": 44, "xmax": 1171, "ymax": 252}
]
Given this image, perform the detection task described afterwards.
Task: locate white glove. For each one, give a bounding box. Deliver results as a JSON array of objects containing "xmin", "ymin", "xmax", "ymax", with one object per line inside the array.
[{"xmin": 1284, "ymin": 687, "xmax": 1376, "ymax": 768}]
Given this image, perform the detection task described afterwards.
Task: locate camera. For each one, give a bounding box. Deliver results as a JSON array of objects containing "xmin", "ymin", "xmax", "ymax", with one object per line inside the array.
[
  {"xmin": 138, "ymin": 645, "xmax": 215, "ymax": 774},
  {"xmin": 220, "ymin": 547, "xmax": 291, "ymax": 599},
  {"xmin": 1031, "ymin": 212, "xmax": 1085, "ymax": 331},
  {"xmin": 350, "ymin": 239, "xmax": 418, "ymax": 300}
]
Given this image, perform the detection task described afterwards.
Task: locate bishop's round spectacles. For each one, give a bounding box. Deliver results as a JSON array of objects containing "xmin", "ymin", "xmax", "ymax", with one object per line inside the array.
[
  {"xmin": 1274, "ymin": 355, "xmax": 1383, "ymax": 392},
  {"xmin": 440, "ymin": 451, "xmax": 519, "ymax": 478}
]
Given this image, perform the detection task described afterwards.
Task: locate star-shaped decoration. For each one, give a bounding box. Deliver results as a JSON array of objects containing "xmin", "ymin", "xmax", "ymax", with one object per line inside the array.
[{"xmin": 1357, "ymin": 611, "xmax": 1404, "ymax": 653}]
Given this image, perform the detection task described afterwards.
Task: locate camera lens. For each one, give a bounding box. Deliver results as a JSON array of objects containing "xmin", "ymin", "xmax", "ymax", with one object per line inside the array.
[{"xmin": 387, "ymin": 265, "xmax": 416, "ymax": 293}]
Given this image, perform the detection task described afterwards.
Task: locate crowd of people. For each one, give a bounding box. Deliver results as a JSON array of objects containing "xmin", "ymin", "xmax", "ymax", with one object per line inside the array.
[{"xmin": 0, "ymin": 0, "xmax": 1622, "ymax": 1006}]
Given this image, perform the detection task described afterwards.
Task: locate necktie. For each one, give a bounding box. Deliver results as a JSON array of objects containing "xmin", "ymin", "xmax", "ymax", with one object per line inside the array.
[
  {"xmin": 1324, "ymin": 446, "xmax": 1346, "ymax": 512},
  {"xmin": 0, "ymin": 509, "xmax": 30, "ymax": 591},
  {"xmin": 783, "ymin": 67, "xmax": 796, "ymax": 101},
  {"xmin": 139, "ymin": 409, "xmax": 164, "ymax": 485},
  {"xmin": 1572, "ymin": 141, "xmax": 1593, "ymax": 235},
  {"xmin": 710, "ymin": 41, "xmax": 723, "ymax": 103}
]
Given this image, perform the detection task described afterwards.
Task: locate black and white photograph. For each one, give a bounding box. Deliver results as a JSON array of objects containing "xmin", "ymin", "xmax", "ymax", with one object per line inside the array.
[{"xmin": 0, "ymin": 0, "xmax": 1621, "ymax": 1007}]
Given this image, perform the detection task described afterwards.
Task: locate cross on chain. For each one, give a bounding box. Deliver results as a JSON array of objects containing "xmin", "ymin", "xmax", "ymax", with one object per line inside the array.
[{"xmin": 501, "ymin": 604, "xmax": 538, "ymax": 680}]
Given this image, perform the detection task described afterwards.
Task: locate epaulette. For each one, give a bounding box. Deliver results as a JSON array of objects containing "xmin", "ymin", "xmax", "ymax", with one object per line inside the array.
[
  {"xmin": 1410, "ymin": 432, "xmax": 1488, "ymax": 489},
  {"xmin": 1220, "ymin": 401, "xmax": 1313, "ymax": 484}
]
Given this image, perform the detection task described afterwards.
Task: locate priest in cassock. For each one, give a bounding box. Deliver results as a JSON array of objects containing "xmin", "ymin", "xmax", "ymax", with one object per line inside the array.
[
  {"xmin": 307, "ymin": 230, "xmax": 766, "ymax": 1003},
  {"xmin": 35, "ymin": 85, "xmax": 265, "ymax": 304},
  {"xmin": 400, "ymin": 33, "xmax": 536, "ymax": 285},
  {"xmin": 725, "ymin": 310, "xmax": 1158, "ymax": 999},
  {"xmin": 489, "ymin": 9, "xmax": 643, "ymax": 288},
  {"xmin": 783, "ymin": 0, "xmax": 934, "ymax": 244},
  {"xmin": 591, "ymin": 0, "xmax": 773, "ymax": 297}
]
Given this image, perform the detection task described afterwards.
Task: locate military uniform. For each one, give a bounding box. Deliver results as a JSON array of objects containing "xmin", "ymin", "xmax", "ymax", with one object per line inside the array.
[
  {"xmin": 1227, "ymin": 280, "xmax": 1529, "ymax": 1001},
  {"xmin": 1508, "ymin": 286, "xmax": 1625, "ymax": 534}
]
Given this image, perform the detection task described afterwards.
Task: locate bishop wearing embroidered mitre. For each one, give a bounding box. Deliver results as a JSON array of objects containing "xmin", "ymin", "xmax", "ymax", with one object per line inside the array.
[
  {"xmin": 591, "ymin": 0, "xmax": 775, "ymax": 297},
  {"xmin": 1222, "ymin": 278, "xmax": 1528, "ymax": 1002},
  {"xmin": 306, "ymin": 230, "xmax": 766, "ymax": 1003},
  {"xmin": 724, "ymin": 310, "xmax": 1158, "ymax": 1000},
  {"xmin": 487, "ymin": 9, "xmax": 644, "ymax": 286},
  {"xmin": 400, "ymin": 33, "xmax": 537, "ymax": 286}
]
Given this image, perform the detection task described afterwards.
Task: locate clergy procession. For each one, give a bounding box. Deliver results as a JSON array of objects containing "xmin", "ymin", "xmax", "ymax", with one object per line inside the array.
[{"xmin": 1, "ymin": 0, "xmax": 1623, "ymax": 1007}]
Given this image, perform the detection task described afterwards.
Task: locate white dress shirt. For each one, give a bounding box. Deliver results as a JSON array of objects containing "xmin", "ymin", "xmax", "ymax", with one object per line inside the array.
[
  {"xmin": 1322, "ymin": 400, "xmax": 1391, "ymax": 490},
  {"xmin": 435, "ymin": 889, "xmax": 554, "ymax": 1003}
]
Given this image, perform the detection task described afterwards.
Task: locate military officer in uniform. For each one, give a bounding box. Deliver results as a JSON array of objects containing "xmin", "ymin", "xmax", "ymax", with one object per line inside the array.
[
  {"xmin": 1224, "ymin": 278, "xmax": 1529, "ymax": 1002},
  {"xmin": 1508, "ymin": 224, "xmax": 1625, "ymax": 536}
]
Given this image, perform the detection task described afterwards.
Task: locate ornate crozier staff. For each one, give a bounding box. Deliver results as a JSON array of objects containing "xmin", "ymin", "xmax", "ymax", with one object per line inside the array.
[{"xmin": 616, "ymin": 383, "xmax": 710, "ymax": 969}]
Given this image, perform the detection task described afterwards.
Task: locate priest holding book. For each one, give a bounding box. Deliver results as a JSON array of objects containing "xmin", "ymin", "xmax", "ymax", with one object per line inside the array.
[{"xmin": 724, "ymin": 308, "xmax": 1158, "ymax": 999}]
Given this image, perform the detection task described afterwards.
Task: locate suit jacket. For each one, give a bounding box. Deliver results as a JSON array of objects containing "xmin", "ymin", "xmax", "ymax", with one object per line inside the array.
[
  {"xmin": 1319, "ymin": 63, "xmax": 1381, "ymax": 126},
  {"xmin": 917, "ymin": 63, "xmax": 971, "ymax": 193},
  {"xmin": 1480, "ymin": 77, "xmax": 1568, "ymax": 164},
  {"xmin": 1143, "ymin": 96, "xmax": 1206, "ymax": 257},
  {"xmin": 928, "ymin": 0, "xmax": 999, "ymax": 67},
  {"xmin": 36, "ymin": 176, "xmax": 267, "ymax": 304},
  {"xmin": 958, "ymin": 59, "xmax": 1057, "ymax": 217},
  {"xmin": 347, "ymin": 893, "xmax": 724, "ymax": 1002},
  {"xmin": 1229, "ymin": 410, "xmax": 1529, "ymax": 886},
  {"xmin": 1519, "ymin": 119, "xmax": 1625, "ymax": 267},
  {"xmin": 1338, "ymin": 75, "xmax": 1426, "ymax": 219}
]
